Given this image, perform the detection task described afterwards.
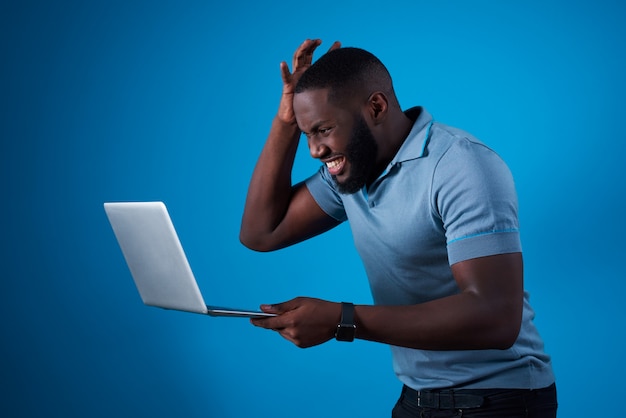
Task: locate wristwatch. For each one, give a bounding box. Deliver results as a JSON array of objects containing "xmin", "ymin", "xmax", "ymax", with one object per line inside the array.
[{"xmin": 335, "ymin": 302, "xmax": 356, "ymax": 342}]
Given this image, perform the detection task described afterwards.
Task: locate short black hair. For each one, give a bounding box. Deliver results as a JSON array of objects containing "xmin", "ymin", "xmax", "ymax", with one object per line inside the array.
[{"xmin": 295, "ymin": 47, "xmax": 393, "ymax": 104}]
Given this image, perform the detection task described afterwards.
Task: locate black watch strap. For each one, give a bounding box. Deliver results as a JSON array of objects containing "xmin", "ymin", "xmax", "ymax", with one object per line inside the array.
[
  {"xmin": 335, "ymin": 302, "xmax": 356, "ymax": 342},
  {"xmin": 341, "ymin": 301, "xmax": 355, "ymax": 324}
]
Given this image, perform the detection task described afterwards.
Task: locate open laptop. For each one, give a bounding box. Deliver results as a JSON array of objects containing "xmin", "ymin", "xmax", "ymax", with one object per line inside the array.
[{"xmin": 104, "ymin": 201, "xmax": 275, "ymax": 318}]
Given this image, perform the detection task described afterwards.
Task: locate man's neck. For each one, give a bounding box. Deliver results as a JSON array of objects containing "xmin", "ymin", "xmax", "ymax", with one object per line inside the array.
[{"xmin": 367, "ymin": 109, "xmax": 415, "ymax": 186}]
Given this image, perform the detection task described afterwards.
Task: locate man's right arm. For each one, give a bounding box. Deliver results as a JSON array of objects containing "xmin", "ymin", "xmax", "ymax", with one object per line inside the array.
[{"xmin": 239, "ymin": 39, "xmax": 340, "ymax": 252}]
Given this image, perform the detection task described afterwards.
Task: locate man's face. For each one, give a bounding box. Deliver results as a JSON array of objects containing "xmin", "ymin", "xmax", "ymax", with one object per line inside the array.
[{"xmin": 293, "ymin": 88, "xmax": 378, "ymax": 194}]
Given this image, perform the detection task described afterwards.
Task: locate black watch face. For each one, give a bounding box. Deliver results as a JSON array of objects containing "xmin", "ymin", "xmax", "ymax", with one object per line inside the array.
[{"xmin": 336, "ymin": 324, "xmax": 356, "ymax": 342}]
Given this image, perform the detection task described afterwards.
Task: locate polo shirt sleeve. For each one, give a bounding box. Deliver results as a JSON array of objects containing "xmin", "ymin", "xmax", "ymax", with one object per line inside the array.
[
  {"xmin": 304, "ymin": 166, "xmax": 348, "ymax": 222},
  {"xmin": 432, "ymin": 137, "xmax": 522, "ymax": 265}
]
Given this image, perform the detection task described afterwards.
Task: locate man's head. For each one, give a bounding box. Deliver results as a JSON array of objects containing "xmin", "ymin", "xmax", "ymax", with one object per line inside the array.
[
  {"xmin": 294, "ymin": 47, "xmax": 394, "ymax": 107},
  {"xmin": 293, "ymin": 47, "xmax": 400, "ymax": 194}
]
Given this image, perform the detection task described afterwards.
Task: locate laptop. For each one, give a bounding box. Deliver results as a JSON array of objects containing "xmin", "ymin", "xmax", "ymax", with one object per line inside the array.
[{"xmin": 104, "ymin": 201, "xmax": 276, "ymax": 318}]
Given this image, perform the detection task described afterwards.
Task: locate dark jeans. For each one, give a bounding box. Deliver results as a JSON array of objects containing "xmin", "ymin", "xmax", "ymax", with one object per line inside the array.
[{"xmin": 392, "ymin": 383, "xmax": 557, "ymax": 417}]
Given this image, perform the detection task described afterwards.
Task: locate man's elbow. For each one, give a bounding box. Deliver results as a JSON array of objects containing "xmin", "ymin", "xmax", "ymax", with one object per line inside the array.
[
  {"xmin": 492, "ymin": 314, "xmax": 522, "ymax": 350},
  {"xmin": 494, "ymin": 330, "xmax": 519, "ymax": 350},
  {"xmin": 239, "ymin": 230, "xmax": 278, "ymax": 252}
]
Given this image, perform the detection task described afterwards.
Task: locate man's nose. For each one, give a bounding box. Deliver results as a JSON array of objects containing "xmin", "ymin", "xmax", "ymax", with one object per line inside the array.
[{"xmin": 308, "ymin": 138, "xmax": 330, "ymax": 159}]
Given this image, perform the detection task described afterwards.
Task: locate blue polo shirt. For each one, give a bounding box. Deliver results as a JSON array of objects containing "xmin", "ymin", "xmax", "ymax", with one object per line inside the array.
[{"xmin": 305, "ymin": 107, "xmax": 554, "ymax": 390}]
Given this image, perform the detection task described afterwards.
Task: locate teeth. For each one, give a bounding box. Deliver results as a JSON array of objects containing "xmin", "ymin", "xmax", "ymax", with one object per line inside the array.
[{"xmin": 326, "ymin": 158, "xmax": 342, "ymax": 169}]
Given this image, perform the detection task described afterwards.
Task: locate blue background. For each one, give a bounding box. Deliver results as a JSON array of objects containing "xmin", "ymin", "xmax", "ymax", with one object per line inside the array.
[{"xmin": 2, "ymin": 1, "xmax": 624, "ymax": 416}]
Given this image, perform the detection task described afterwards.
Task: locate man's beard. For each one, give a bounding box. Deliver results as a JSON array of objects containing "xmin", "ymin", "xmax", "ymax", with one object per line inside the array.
[{"xmin": 333, "ymin": 116, "xmax": 378, "ymax": 195}]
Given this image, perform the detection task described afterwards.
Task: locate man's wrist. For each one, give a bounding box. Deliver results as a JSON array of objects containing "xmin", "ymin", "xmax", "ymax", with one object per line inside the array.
[
  {"xmin": 271, "ymin": 115, "xmax": 300, "ymax": 140},
  {"xmin": 335, "ymin": 302, "xmax": 356, "ymax": 342},
  {"xmin": 274, "ymin": 113, "xmax": 299, "ymax": 130}
]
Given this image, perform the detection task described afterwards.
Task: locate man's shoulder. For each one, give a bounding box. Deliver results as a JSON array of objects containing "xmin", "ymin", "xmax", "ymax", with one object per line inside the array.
[{"xmin": 427, "ymin": 121, "xmax": 499, "ymax": 163}]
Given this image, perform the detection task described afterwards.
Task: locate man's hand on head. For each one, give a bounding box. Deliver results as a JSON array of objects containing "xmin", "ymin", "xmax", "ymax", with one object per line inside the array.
[{"xmin": 277, "ymin": 39, "xmax": 341, "ymax": 125}]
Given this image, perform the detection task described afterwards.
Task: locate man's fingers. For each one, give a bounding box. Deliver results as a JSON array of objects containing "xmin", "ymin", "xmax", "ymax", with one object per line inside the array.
[
  {"xmin": 250, "ymin": 316, "xmax": 279, "ymax": 329},
  {"xmin": 251, "ymin": 314, "xmax": 303, "ymax": 346},
  {"xmin": 292, "ymin": 38, "xmax": 322, "ymax": 71},
  {"xmin": 250, "ymin": 307, "xmax": 292, "ymax": 331},
  {"xmin": 279, "ymin": 61, "xmax": 292, "ymax": 85},
  {"xmin": 284, "ymin": 40, "xmax": 342, "ymax": 88},
  {"xmin": 260, "ymin": 303, "xmax": 283, "ymax": 314},
  {"xmin": 261, "ymin": 298, "xmax": 301, "ymax": 314},
  {"xmin": 327, "ymin": 40, "xmax": 341, "ymax": 53},
  {"xmin": 250, "ymin": 298, "xmax": 302, "ymax": 327}
]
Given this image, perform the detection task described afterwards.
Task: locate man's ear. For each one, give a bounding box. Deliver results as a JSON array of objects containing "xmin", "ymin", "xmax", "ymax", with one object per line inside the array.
[{"xmin": 367, "ymin": 92, "xmax": 388, "ymax": 124}]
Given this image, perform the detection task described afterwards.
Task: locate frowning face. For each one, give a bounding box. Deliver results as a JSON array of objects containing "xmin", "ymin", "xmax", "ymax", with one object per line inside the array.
[{"xmin": 294, "ymin": 88, "xmax": 378, "ymax": 194}]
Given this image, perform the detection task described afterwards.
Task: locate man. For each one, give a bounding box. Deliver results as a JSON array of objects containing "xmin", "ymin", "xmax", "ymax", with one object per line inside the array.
[{"xmin": 240, "ymin": 39, "xmax": 557, "ymax": 417}]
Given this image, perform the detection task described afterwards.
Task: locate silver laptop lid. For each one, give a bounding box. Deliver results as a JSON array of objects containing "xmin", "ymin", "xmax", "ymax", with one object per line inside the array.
[{"xmin": 104, "ymin": 201, "xmax": 208, "ymax": 314}]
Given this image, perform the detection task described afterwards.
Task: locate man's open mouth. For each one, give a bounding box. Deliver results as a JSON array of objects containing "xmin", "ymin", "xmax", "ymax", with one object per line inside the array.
[{"xmin": 325, "ymin": 156, "xmax": 346, "ymax": 176}]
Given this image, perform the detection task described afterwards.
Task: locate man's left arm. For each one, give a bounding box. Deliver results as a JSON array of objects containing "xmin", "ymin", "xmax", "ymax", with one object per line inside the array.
[
  {"xmin": 251, "ymin": 251, "xmax": 523, "ymax": 350},
  {"xmin": 353, "ymin": 252, "xmax": 523, "ymax": 350}
]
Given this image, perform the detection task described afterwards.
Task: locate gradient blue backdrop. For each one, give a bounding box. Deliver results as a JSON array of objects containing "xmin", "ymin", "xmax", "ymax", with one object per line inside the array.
[{"xmin": 2, "ymin": 1, "xmax": 624, "ymax": 416}]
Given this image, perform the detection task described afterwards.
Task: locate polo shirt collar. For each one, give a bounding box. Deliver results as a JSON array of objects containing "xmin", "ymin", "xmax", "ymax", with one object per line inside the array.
[
  {"xmin": 365, "ymin": 107, "xmax": 434, "ymax": 194},
  {"xmin": 390, "ymin": 106, "xmax": 434, "ymax": 165}
]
